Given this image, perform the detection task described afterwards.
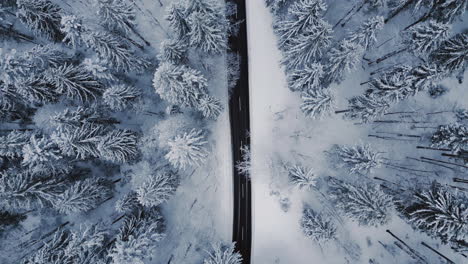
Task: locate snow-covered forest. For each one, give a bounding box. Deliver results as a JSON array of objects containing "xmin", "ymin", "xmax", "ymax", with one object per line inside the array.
[
  {"xmin": 248, "ymin": 0, "xmax": 467, "ymax": 263},
  {"xmin": 0, "ymin": 0, "xmax": 238, "ymax": 263}
]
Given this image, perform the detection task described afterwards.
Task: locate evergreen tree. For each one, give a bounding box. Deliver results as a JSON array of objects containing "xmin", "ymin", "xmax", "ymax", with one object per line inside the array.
[
  {"xmin": 83, "ymin": 31, "xmax": 150, "ymax": 73},
  {"xmin": 115, "ymin": 192, "xmax": 140, "ymax": 213},
  {"xmin": 404, "ymin": 20, "xmax": 450, "ymax": 56},
  {"xmin": 16, "ymin": 0, "xmax": 63, "ymax": 40},
  {"xmin": 96, "ymin": 129, "xmax": 139, "ymax": 163},
  {"xmin": 301, "ymin": 208, "xmax": 337, "ymax": 243},
  {"xmin": 95, "ymin": 0, "xmax": 135, "ymax": 35},
  {"xmin": 53, "ymin": 178, "xmax": 112, "ymax": 214},
  {"xmin": 158, "ymin": 38, "xmax": 188, "ymax": 63},
  {"xmin": 365, "ymin": 65, "xmax": 413, "ymax": 103},
  {"xmin": 287, "ymin": 164, "xmax": 318, "ymax": 189},
  {"xmin": 274, "ymin": 0, "xmax": 327, "ymax": 47},
  {"xmin": 406, "ymin": 63, "xmax": 445, "ymax": 91},
  {"xmin": 52, "ymin": 124, "xmax": 107, "ymax": 160},
  {"xmin": 0, "ymin": 168, "xmax": 62, "ymax": 210},
  {"xmin": 300, "ymin": 88, "xmax": 335, "ymax": 119},
  {"xmin": 328, "ymin": 178, "xmax": 394, "ymax": 226},
  {"xmin": 136, "ymin": 171, "xmax": 179, "ymax": 207},
  {"xmin": 153, "ymin": 62, "xmax": 208, "ymax": 108},
  {"xmin": 103, "ymin": 84, "xmax": 141, "ymax": 111},
  {"xmin": 196, "ymin": 95, "xmax": 223, "ymax": 119},
  {"xmin": 325, "ymin": 40, "xmax": 363, "ymax": 84},
  {"xmin": 51, "ymin": 106, "xmax": 118, "ymax": 131},
  {"xmin": 430, "ymin": 33, "xmax": 467, "ymax": 73},
  {"xmin": 109, "ymin": 212, "xmax": 165, "ymax": 264},
  {"xmin": 431, "ymin": 0, "xmax": 466, "ymax": 23},
  {"xmin": 282, "ymin": 21, "xmax": 333, "ymax": 70},
  {"xmin": 14, "ymin": 75, "xmax": 57, "ymax": 104},
  {"xmin": 82, "ymin": 57, "xmax": 117, "ymax": 83},
  {"xmin": 60, "ymin": 15, "xmax": 83, "ymax": 48},
  {"xmin": 287, "ymin": 63, "xmax": 324, "ymax": 91},
  {"xmin": 203, "ymin": 243, "xmax": 242, "ymax": 264},
  {"xmin": 0, "ymin": 130, "xmax": 32, "ymax": 159},
  {"xmin": 166, "ymin": 128, "xmax": 209, "ymax": 169},
  {"xmin": 21, "ymin": 135, "xmax": 63, "ymax": 170},
  {"xmin": 347, "ymin": 16, "xmax": 384, "ymax": 50},
  {"xmin": 431, "ymin": 123, "xmax": 467, "ymax": 152},
  {"xmin": 406, "ymin": 186, "xmax": 467, "ymax": 243},
  {"xmin": 332, "ymin": 143, "xmax": 383, "ymax": 174},
  {"xmin": 343, "ymin": 94, "xmax": 392, "ymax": 123},
  {"xmin": 44, "ymin": 64, "xmax": 104, "ymax": 102},
  {"xmin": 165, "ymin": 2, "xmax": 190, "ymax": 40},
  {"xmin": 22, "ymin": 229, "xmax": 72, "ymax": 264},
  {"xmin": 187, "ymin": 11, "xmax": 227, "ymax": 54}
]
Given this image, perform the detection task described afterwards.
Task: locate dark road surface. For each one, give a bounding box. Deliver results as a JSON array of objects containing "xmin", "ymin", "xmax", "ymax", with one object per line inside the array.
[{"xmin": 228, "ymin": 0, "xmax": 252, "ymax": 263}]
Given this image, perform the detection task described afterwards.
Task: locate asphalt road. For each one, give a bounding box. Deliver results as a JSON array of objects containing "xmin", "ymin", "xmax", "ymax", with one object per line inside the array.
[{"xmin": 228, "ymin": 0, "xmax": 252, "ymax": 263}]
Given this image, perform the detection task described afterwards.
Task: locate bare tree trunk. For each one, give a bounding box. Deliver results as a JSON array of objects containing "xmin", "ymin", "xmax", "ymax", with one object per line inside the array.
[
  {"xmin": 335, "ymin": 109, "xmax": 351, "ymax": 114},
  {"xmin": 386, "ymin": 230, "xmax": 428, "ymax": 263},
  {"xmin": 407, "ymin": 156, "xmax": 455, "ymax": 170},
  {"xmin": 341, "ymin": 1, "xmax": 366, "ymax": 28},
  {"xmin": 370, "ymin": 47, "xmax": 408, "ymax": 65},
  {"xmin": 333, "ymin": 3, "xmax": 358, "ymax": 29},
  {"xmin": 421, "ymin": 242, "xmax": 455, "ymax": 264},
  {"xmin": 453, "ymin": 178, "xmax": 468, "ymax": 184},
  {"xmin": 416, "ymin": 146, "xmax": 451, "ymax": 151},
  {"xmin": 421, "ymin": 157, "xmax": 468, "ymax": 169}
]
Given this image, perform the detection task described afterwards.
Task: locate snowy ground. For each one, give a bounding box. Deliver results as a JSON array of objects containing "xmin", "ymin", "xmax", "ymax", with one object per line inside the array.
[{"xmin": 247, "ymin": 1, "xmax": 467, "ymax": 263}]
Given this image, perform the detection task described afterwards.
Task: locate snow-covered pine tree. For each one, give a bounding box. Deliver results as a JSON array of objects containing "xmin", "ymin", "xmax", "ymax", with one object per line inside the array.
[
  {"xmin": 301, "ymin": 208, "xmax": 337, "ymax": 243},
  {"xmin": 109, "ymin": 212, "xmax": 165, "ymax": 264},
  {"xmin": 187, "ymin": 11, "xmax": 228, "ymax": 54},
  {"xmin": 60, "ymin": 15, "xmax": 83, "ymax": 48},
  {"xmin": 115, "ymin": 192, "xmax": 140, "ymax": 213},
  {"xmin": 287, "ymin": 164, "xmax": 318, "ymax": 189},
  {"xmin": 343, "ymin": 94, "xmax": 392, "ymax": 123},
  {"xmin": 52, "ymin": 123, "xmax": 107, "ymax": 160},
  {"xmin": 166, "ymin": 2, "xmax": 190, "ymax": 40},
  {"xmin": 332, "ymin": 143, "xmax": 383, "ymax": 174},
  {"xmin": 82, "ymin": 30, "xmax": 150, "ymax": 73},
  {"xmin": 431, "ymin": 0, "xmax": 466, "ymax": 23},
  {"xmin": 287, "ymin": 63, "xmax": 324, "ymax": 91},
  {"xmin": 51, "ymin": 106, "xmax": 118, "ymax": 131},
  {"xmin": 431, "ymin": 123, "xmax": 467, "ymax": 152},
  {"xmin": 325, "ymin": 40, "xmax": 363, "ymax": 84},
  {"xmin": 14, "ymin": 75, "xmax": 58, "ymax": 104},
  {"xmin": 166, "ymin": 128, "xmax": 209, "ymax": 169},
  {"xmin": 82, "ymin": 57, "xmax": 117, "ymax": 82},
  {"xmin": 0, "ymin": 130, "xmax": 32, "ymax": 159},
  {"xmin": 406, "ymin": 63, "xmax": 445, "ymax": 92},
  {"xmin": 103, "ymin": 84, "xmax": 141, "ymax": 111},
  {"xmin": 365, "ymin": 65, "xmax": 413, "ymax": 103},
  {"xmin": 404, "ymin": 20, "xmax": 450, "ymax": 56},
  {"xmin": 44, "ymin": 64, "xmax": 104, "ymax": 102},
  {"xmin": 22, "ymin": 228, "xmax": 72, "ymax": 264},
  {"xmin": 96, "ymin": 129, "xmax": 139, "ymax": 163},
  {"xmin": 136, "ymin": 171, "xmax": 179, "ymax": 207},
  {"xmin": 328, "ymin": 178, "xmax": 394, "ymax": 226},
  {"xmin": 346, "ymin": 16, "xmax": 384, "ymax": 50},
  {"xmin": 16, "ymin": 0, "xmax": 63, "ymax": 40},
  {"xmin": 53, "ymin": 178, "xmax": 112, "ymax": 214},
  {"xmin": 196, "ymin": 95, "xmax": 224, "ymax": 119},
  {"xmin": 21, "ymin": 134, "xmax": 63, "ymax": 170},
  {"xmin": 153, "ymin": 62, "xmax": 208, "ymax": 108},
  {"xmin": 159, "ymin": 38, "xmax": 188, "ymax": 63},
  {"xmin": 274, "ymin": 0, "xmax": 327, "ymax": 47},
  {"xmin": 430, "ymin": 33, "xmax": 467, "ymax": 74},
  {"xmin": 0, "ymin": 168, "xmax": 62, "ymax": 210},
  {"xmin": 203, "ymin": 243, "xmax": 242, "ymax": 264},
  {"xmin": 95, "ymin": 0, "xmax": 135, "ymax": 36},
  {"xmin": 265, "ymin": 0, "xmax": 289, "ymax": 15},
  {"xmin": 406, "ymin": 186, "xmax": 467, "ymax": 243},
  {"xmin": 300, "ymin": 88, "xmax": 335, "ymax": 119},
  {"xmin": 281, "ymin": 21, "xmax": 333, "ymax": 70}
]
